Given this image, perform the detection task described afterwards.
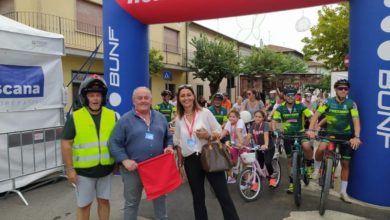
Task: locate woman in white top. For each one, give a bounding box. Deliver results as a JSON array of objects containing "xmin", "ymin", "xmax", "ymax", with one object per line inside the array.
[{"xmin": 174, "ymin": 84, "xmax": 239, "ymax": 220}]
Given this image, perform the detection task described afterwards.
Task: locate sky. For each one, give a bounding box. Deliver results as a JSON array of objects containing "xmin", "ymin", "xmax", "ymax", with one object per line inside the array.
[{"xmin": 195, "ymin": 5, "xmax": 338, "ymax": 53}]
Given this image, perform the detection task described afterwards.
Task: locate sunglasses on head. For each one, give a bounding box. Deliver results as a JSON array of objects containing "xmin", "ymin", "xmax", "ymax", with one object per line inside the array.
[
  {"xmin": 337, "ymin": 87, "xmax": 349, "ymax": 91},
  {"xmin": 178, "ymin": 84, "xmax": 192, "ymax": 89}
]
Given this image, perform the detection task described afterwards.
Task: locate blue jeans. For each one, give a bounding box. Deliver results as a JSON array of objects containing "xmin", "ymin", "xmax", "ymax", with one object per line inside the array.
[{"xmin": 120, "ymin": 166, "xmax": 168, "ymax": 220}]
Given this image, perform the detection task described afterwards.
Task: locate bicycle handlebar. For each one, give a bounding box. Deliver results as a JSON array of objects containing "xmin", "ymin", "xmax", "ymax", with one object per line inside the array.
[{"xmin": 277, "ymin": 133, "xmax": 307, "ymax": 140}]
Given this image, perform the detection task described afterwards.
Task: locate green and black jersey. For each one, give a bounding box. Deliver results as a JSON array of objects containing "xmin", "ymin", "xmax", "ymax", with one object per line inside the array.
[
  {"xmin": 208, "ymin": 106, "xmax": 228, "ymax": 125},
  {"xmin": 154, "ymin": 102, "xmax": 176, "ymax": 122},
  {"xmin": 317, "ymin": 97, "xmax": 359, "ymax": 135},
  {"xmin": 273, "ymin": 102, "xmax": 312, "ymax": 134}
]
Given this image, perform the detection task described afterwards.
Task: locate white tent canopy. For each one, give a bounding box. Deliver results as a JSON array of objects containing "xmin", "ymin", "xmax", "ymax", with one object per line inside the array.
[
  {"xmin": 0, "ymin": 15, "xmax": 65, "ymax": 133},
  {"xmin": 0, "ymin": 15, "xmax": 65, "ymax": 197},
  {"xmin": 0, "ymin": 15, "xmax": 64, "ymax": 55}
]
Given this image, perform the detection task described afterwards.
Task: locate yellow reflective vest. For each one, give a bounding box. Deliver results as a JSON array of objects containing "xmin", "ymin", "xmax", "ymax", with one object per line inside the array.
[{"xmin": 72, "ymin": 107, "xmax": 116, "ymax": 168}]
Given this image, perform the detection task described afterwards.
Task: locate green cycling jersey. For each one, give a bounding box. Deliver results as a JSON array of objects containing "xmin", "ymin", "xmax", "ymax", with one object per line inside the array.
[
  {"xmin": 273, "ymin": 102, "xmax": 312, "ymax": 134},
  {"xmin": 317, "ymin": 97, "xmax": 359, "ymax": 135}
]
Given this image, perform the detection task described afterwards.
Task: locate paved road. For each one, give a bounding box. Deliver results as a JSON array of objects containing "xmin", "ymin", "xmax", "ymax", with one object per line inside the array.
[{"xmin": 0, "ymin": 158, "xmax": 389, "ymax": 220}]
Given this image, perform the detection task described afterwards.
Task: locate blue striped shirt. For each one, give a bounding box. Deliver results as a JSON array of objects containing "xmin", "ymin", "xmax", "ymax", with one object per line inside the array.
[{"xmin": 108, "ymin": 109, "xmax": 173, "ymax": 163}]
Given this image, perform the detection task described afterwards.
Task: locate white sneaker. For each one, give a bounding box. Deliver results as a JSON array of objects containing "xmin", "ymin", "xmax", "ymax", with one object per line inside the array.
[
  {"xmin": 227, "ymin": 177, "xmax": 236, "ymax": 184},
  {"xmin": 312, "ymin": 168, "xmax": 320, "ymax": 180},
  {"xmin": 340, "ymin": 192, "xmax": 352, "ymax": 204}
]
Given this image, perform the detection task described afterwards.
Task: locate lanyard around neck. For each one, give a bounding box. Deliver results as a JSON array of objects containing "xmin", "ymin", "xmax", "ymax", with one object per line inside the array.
[
  {"xmin": 136, "ymin": 110, "xmax": 151, "ymax": 127},
  {"xmin": 184, "ymin": 111, "xmax": 196, "ymax": 138}
]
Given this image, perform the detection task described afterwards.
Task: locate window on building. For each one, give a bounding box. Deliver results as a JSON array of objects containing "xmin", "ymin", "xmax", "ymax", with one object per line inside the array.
[
  {"xmin": 165, "ymin": 83, "xmax": 176, "ymax": 95},
  {"xmin": 164, "ymin": 27, "xmax": 179, "ymax": 54},
  {"xmin": 0, "ymin": 0, "xmax": 14, "ymax": 15},
  {"xmin": 196, "ymin": 85, "xmax": 204, "ymax": 97},
  {"xmin": 76, "ymin": 0, "xmax": 102, "ymax": 35}
]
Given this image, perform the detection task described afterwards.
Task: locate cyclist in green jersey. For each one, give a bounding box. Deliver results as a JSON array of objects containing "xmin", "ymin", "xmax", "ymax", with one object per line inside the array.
[
  {"xmin": 265, "ymin": 90, "xmax": 277, "ymax": 113},
  {"xmin": 154, "ymin": 90, "xmax": 176, "ymax": 122},
  {"xmin": 307, "ymin": 79, "xmax": 362, "ymax": 203},
  {"xmin": 272, "ymin": 86, "xmax": 314, "ymax": 193},
  {"xmin": 208, "ymin": 93, "xmax": 228, "ymax": 127}
]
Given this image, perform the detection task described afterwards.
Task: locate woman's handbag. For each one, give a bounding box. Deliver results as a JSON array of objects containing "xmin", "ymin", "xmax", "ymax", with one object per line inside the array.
[{"xmin": 201, "ymin": 140, "xmax": 233, "ymax": 172}]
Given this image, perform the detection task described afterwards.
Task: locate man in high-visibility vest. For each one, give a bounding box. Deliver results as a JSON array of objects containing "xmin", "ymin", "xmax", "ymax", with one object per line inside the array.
[{"xmin": 61, "ymin": 75, "xmax": 116, "ymax": 220}]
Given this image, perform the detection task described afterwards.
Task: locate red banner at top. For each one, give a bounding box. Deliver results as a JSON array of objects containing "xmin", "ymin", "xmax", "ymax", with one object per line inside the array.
[{"xmin": 116, "ymin": 0, "xmax": 343, "ymax": 24}]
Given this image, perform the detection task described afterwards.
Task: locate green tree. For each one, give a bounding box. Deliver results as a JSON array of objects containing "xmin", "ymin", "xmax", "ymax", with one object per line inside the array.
[
  {"xmin": 190, "ymin": 35, "xmax": 240, "ymax": 95},
  {"xmin": 241, "ymin": 47, "xmax": 307, "ymax": 76},
  {"xmin": 149, "ymin": 48, "xmax": 164, "ymax": 76},
  {"xmin": 319, "ymin": 74, "xmax": 331, "ymax": 91},
  {"xmin": 302, "ymin": 3, "xmax": 349, "ymax": 71}
]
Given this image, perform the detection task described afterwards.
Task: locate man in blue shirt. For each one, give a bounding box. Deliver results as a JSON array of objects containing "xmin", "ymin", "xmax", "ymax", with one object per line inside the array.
[{"xmin": 109, "ymin": 86, "xmax": 173, "ymax": 220}]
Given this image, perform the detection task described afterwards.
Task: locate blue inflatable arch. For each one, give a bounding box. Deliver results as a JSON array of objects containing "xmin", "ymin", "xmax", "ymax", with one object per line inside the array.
[{"xmin": 103, "ymin": 0, "xmax": 390, "ymax": 206}]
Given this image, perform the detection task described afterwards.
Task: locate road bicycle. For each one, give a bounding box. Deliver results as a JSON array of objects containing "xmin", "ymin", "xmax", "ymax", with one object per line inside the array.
[
  {"xmin": 279, "ymin": 133, "xmax": 310, "ymax": 207},
  {"xmin": 237, "ymin": 144, "xmax": 281, "ymax": 202},
  {"xmin": 316, "ymin": 135, "xmax": 350, "ymax": 216}
]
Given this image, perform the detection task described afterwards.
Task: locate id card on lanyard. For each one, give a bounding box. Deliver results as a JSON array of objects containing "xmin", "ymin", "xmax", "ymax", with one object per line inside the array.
[{"xmin": 184, "ymin": 111, "xmax": 197, "ymax": 151}]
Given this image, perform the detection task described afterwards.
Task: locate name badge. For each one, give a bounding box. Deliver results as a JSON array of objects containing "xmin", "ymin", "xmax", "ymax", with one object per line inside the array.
[
  {"xmin": 145, "ymin": 132, "xmax": 154, "ymax": 140},
  {"xmin": 186, "ymin": 138, "xmax": 196, "ymax": 146}
]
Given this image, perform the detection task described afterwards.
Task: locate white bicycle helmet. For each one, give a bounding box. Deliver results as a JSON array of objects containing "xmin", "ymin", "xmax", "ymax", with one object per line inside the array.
[{"xmin": 240, "ymin": 110, "xmax": 252, "ymax": 123}]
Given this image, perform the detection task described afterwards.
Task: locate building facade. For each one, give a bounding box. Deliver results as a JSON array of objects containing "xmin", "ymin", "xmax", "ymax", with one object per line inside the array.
[{"xmin": 1, "ymin": 0, "xmax": 328, "ymax": 109}]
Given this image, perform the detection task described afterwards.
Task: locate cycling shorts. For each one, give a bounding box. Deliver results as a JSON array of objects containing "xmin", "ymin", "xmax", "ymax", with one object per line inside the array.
[{"xmin": 283, "ymin": 137, "xmax": 310, "ymax": 158}]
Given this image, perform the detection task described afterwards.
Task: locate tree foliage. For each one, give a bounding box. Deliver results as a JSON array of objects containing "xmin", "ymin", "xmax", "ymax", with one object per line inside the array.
[
  {"xmin": 149, "ymin": 48, "xmax": 164, "ymax": 76},
  {"xmin": 302, "ymin": 3, "xmax": 349, "ymax": 71},
  {"xmin": 241, "ymin": 47, "xmax": 307, "ymax": 75},
  {"xmin": 319, "ymin": 74, "xmax": 331, "ymax": 91},
  {"xmin": 190, "ymin": 34, "xmax": 240, "ymax": 95}
]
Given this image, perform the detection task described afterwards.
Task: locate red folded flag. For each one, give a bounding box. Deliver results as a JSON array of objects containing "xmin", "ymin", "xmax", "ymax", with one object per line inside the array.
[{"xmin": 138, "ymin": 153, "xmax": 183, "ymax": 200}]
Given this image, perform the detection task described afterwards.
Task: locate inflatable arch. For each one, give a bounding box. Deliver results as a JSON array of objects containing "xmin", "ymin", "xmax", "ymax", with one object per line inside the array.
[{"xmin": 103, "ymin": 0, "xmax": 390, "ymax": 206}]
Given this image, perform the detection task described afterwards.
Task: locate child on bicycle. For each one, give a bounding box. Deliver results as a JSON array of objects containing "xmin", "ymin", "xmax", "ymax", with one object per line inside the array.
[
  {"xmin": 220, "ymin": 109, "xmax": 248, "ymax": 184},
  {"xmin": 248, "ymin": 110, "xmax": 277, "ymax": 187}
]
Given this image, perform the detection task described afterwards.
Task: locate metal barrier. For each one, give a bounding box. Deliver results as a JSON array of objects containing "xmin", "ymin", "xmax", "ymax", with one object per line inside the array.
[{"xmin": 0, "ymin": 126, "xmax": 64, "ymax": 206}]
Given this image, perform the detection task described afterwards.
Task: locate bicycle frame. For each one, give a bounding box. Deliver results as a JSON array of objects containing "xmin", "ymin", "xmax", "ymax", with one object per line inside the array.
[
  {"xmin": 317, "ymin": 135, "xmax": 349, "ymax": 216},
  {"xmin": 246, "ymin": 148, "xmax": 269, "ymax": 181},
  {"xmin": 280, "ymin": 134, "xmax": 308, "ymax": 177},
  {"xmin": 296, "ymin": 139, "xmax": 309, "ymax": 179},
  {"xmin": 323, "ymin": 141, "xmax": 341, "ymax": 184}
]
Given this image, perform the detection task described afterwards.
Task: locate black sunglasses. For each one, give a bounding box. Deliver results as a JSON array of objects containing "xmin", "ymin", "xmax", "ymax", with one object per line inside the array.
[{"xmin": 337, "ymin": 87, "xmax": 349, "ymax": 91}]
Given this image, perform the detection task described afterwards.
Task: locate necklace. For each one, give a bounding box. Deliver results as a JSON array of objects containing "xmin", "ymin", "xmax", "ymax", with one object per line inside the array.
[{"xmin": 184, "ymin": 111, "xmax": 193, "ymax": 116}]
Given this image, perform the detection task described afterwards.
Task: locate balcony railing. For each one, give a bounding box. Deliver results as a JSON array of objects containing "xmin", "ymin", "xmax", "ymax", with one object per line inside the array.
[
  {"xmin": 3, "ymin": 11, "xmax": 103, "ymax": 53},
  {"xmin": 150, "ymin": 40, "xmax": 189, "ymax": 68},
  {"xmin": 3, "ymin": 11, "xmax": 191, "ymax": 67}
]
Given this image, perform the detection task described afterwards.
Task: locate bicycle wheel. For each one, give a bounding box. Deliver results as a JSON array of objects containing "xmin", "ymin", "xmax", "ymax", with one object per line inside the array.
[
  {"xmin": 319, "ymin": 158, "xmax": 333, "ymax": 216},
  {"xmin": 272, "ymin": 159, "xmax": 281, "ymax": 187},
  {"xmin": 237, "ymin": 167, "xmax": 262, "ymax": 202},
  {"xmin": 292, "ymin": 151, "xmax": 301, "ymax": 207}
]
